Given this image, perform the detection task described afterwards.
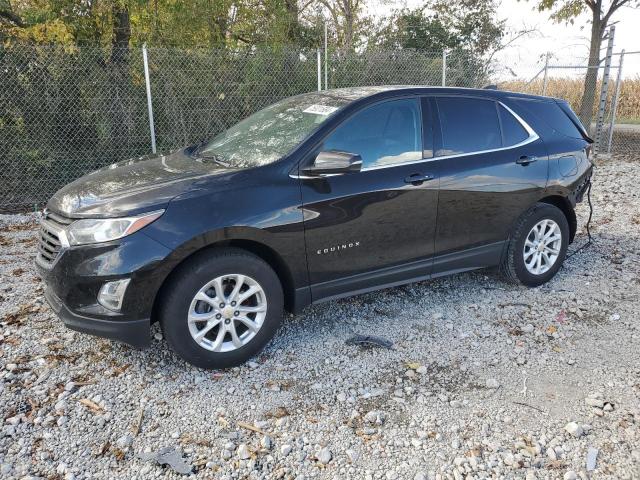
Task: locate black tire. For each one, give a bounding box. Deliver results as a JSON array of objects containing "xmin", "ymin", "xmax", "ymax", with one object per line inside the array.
[
  {"xmin": 501, "ymin": 202, "xmax": 570, "ymax": 287},
  {"xmin": 159, "ymin": 248, "xmax": 284, "ymax": 369}
]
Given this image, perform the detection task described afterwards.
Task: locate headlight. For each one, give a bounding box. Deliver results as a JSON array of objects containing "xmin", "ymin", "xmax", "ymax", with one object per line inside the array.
[{"xmin": 67, "ymin": 210, "xmax": 164, "ymax": 246}]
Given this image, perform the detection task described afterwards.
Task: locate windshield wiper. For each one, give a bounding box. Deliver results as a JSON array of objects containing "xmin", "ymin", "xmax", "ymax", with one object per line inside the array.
[{"xmin": 197, "ymin": 152, "xmax": 231, "ymax": 168}]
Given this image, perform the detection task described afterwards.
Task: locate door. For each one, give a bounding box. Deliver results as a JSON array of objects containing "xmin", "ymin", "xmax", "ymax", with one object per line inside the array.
[
  {"xmin": 299, "ymin": 96, "xmax": 439, "ymax": 300},
  {"xmin": 430, "ymin": 96, "xmax": 549, "ymax": 274}
]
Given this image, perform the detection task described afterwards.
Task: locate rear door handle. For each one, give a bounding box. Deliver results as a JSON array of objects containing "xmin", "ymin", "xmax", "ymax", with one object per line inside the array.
[
  {"xmin": 404, "ymin": 173, "xmax": 434, "ymax": 185},
  {"xmin": 516, "ymin": 155, "xmax": 538, "ymax": 166}
]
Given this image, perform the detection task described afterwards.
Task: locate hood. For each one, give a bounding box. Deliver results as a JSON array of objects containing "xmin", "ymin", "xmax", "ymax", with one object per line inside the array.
[{"xmin": 47, "ymin": 148, "xmax": 237, "ymax": 218}]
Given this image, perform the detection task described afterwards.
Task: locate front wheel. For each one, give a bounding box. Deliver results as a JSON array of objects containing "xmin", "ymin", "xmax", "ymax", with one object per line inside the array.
[
  {"xmin": 159, "ymin": 248, "xmax": 284, "ymax": 369},
  {"xmin": 501, "ymin": 203, "xmax": 570, "ymax": 287}
]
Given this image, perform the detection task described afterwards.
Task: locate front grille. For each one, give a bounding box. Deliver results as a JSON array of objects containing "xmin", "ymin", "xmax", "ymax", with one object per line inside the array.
[{"xmin": 36, "ymin": 210, "xmax": 73, "ymax": 267}]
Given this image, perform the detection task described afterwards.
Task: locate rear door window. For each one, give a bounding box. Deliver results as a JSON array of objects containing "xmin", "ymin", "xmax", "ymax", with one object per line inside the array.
[{"xmin": 436, "ymin": 97, "xmax": 501, "ymax": 156}]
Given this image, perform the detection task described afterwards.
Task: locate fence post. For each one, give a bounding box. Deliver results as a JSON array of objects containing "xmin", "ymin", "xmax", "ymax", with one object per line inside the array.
[
  {"xmin": 441, "ymin": 51, "xmax": 447, "ymax": 86},
  {"xmin": 607, "ymin": 49, "xmax": 624, "ymax": 154},
  {"xmin": 142, "ymin": 44, "xmax": 157, "ymax": 154},
  {"xmin": 542, "ymin": 52, "xmax": 550, "ymax": 95},
  {"xmin": 324, "ymin": 22, "xmax": 328, "ymax": 90},
  {"xmin": 594, "ymin": 26, "xmax": 615, "ymax": 156},
  {"xmin": 317, "ymin": 48, "xmax": 322, "ymax": 91}
]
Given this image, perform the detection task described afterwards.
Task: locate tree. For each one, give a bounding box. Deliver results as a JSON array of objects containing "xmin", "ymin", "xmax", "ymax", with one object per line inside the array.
[
  {"xmin": 317, "ymin": 0, "xmax": 365, "ymax": 50},
  {"xmin": 532, "ymin": 0, "xmax": 639, "ymax": 128},
  {"xmin": 373, "ymin": 0, "xmax": 505, "ymax": 56}
]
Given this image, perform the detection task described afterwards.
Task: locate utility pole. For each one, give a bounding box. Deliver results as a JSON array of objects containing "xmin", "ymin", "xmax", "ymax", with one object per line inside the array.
[
  {"xmin": 324, "ymin": 22, "xmax": 328, "ymax": 90},
  {"xmin": 594, "ymin": 26, "xmax": 615, "ymax": 156},
  {"xmin": 542, "ymin": 52, "xmax": 550, "ymax": 95},
  {"xmin": 607, "ymin": 49, "xmax": 624, "ymax": 154}
]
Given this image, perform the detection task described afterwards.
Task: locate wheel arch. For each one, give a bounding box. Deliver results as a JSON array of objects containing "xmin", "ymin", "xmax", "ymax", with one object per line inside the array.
[
  {"xmin": 150, "ymin": 237, "xmax": 300, "ymax": 324},
  {"xmin": 538, "ymin": 195, "xmax": 577, "ymax": 243}
]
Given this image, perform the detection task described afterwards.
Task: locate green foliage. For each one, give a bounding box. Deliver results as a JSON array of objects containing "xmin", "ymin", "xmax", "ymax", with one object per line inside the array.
[{"xmin": 372, "ymin": 1, "xmax": 505, "ymax": 57}]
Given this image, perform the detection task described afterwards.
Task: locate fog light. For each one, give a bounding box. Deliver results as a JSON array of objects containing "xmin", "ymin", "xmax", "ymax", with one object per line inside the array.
[{"xmin": 98, "ymin": 279, "xmax": 131, "ymax": 311}]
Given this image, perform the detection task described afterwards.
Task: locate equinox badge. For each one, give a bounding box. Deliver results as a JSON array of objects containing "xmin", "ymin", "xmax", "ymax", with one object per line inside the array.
[{"xmin": 317, "ymin": 241, "xmax": 360, "ymax": 255}]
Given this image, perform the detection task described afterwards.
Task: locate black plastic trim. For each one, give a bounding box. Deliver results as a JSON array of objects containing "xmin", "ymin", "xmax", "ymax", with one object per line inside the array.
[{"xmin": 44, "ymin": 289, "xmax": 150, "ymax": 349}]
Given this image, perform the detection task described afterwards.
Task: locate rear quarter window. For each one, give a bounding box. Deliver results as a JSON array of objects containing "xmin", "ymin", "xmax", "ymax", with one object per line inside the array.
[{"xmin": 511, "ymin": 99, "xmax": 583, "ymax": 139}]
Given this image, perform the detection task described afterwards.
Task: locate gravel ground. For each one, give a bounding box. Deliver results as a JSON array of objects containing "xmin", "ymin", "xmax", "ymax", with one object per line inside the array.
[{"xmin": 1, "ymin": 158, "xmax": 639, "ymax": 480}]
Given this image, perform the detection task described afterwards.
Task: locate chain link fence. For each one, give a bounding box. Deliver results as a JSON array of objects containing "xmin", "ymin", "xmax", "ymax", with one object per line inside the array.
[
  {"xmin": 1, "ymin": 44, "xmax": 638, "ymax": 212},
  {"xmin": 501, "ymin": 51, "xmax": 640, "ymax": 160}
]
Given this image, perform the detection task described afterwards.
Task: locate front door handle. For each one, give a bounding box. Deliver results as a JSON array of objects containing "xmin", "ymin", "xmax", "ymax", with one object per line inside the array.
[
  {"xmin": 404, "ymin": 173, "xmax": 434, "ymax": 185},
  {"xmin": 516, "ymin": 155, "xmax": 538, "ymax": 166}
]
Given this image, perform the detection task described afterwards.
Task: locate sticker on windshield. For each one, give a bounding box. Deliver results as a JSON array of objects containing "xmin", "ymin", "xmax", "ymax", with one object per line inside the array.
[{"xmin": 303, "ymin": 104, "xmax": 339, "ymax": 116}]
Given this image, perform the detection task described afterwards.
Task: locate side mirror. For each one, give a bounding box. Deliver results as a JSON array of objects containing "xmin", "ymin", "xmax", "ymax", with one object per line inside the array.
[{"xmin": 302, "ymin": 150, "xmax": 362, "ymax": 176}]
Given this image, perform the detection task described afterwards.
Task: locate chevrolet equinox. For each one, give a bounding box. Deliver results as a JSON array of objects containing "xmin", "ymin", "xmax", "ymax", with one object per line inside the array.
[{"xmin": 36, "ymin": 86, "xmax": 593, "ymax": 368}]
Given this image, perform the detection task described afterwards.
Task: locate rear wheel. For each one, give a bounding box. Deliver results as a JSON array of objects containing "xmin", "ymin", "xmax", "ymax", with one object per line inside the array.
[
  {"xmin": 501, "ymin": 203, "xmax": 570, "ymax": 287},
  {"xmin": 159, "ymin": 248, "xmax": 283, "ymax": 369}
]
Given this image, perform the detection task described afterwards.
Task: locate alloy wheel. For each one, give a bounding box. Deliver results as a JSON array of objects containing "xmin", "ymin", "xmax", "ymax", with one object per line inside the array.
[
  {"xmin": 187, "ymin": 274, "xmax": 267, "ymax": 352},
  {"xmin": 523, "ymin": 219, "xmax": 562, "ymax": 275}
]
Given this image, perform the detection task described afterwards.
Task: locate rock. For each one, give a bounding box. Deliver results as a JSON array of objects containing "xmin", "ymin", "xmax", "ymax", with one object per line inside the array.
[
  {"xmin": 522, "ymin": 324, "xmax": 534, "ymax": 334},
  {"xmin": 281, "ymin": 444, "xmax": 292, "ymax": 456},
  {"xmin": 346, "ymin": 449, "xmax": 359, "ymax": 463},
  {"xmin": 317, "ymin": 447, "xmax": 332, "ymax": 464},
  {"xmin": 221, "ymin": 449, "xmax": 232, "ymax": 461},
  {"xmin": 237, "ymin": 444, "xmax": 251, "ymax": 460},
  {"xmin": 486, "ymin": 378, "xmax": 499, "ymax": 389},
  {"xmin": 603, "ymin": 403, "xmax": 614, "ymax": 412},
  {"xmin": 565, "ymin": 422, "xmax": 584, "ymax": 438},
  {"xmin": 503, "ymin": 452, "xmax": 515, "ymax": 466},
  {"xmin": 563, "ymin": 471, "xmax": 577, "ymax": 480},
  {"xmin": 5, "ymin": 416, "xmax": 20, "ymax": 426},
  {"xmin": 546, "ymin": 447, "xmax": 557, "ymax": 461},
  {"xmin": 586, "ymin": 447, "xmax": 598, "ymax": 471},
  {"xmin": 364, "ymin": 410, "xmax": 385, "ymax": 425},
  {"xmin": 416, "ymin": 366, "xmax": 428, "ymax": 374},
  {"xmin": 260, "ymin": 435, "xmax": 272, "ymax": 450},
  {"xmin": 138, "ymin": 446, "xmax": 192, "ymax": 475},
  {"xmin": 116, "ymin": 434, "xmax": 134, "ymax": 449},
  {"xmin": 585, "ymin": 397, "xmax": 604, "ymax": 408},
  {"xmin": 414, "ymin": 472, "xmax": 428, "ymax": 480}
]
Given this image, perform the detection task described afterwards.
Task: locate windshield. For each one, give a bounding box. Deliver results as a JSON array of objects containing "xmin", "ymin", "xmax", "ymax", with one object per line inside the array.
[{"xmin": 197, "ymin": 93, "xmax": 350, "ymax": 168}]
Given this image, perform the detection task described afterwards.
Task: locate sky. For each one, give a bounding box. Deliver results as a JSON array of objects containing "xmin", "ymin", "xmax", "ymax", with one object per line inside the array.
[
  {"xmin": 376, "ymin": 0, "xmax": 640, "ymax": 79},
  {"xmin": 493, "ymin": 0, "xmax": 640, "ymax": 79}
]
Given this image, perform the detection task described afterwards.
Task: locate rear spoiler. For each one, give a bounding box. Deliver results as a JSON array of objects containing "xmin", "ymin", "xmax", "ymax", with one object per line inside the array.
[{"xmin": 555, "ymin": 100, "xmax": 594, "ymax": 144}]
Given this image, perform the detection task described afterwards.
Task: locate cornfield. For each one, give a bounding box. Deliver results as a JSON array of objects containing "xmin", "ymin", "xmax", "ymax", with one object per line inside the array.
[{"xmin": 501, "ymin": 77, "xmax": 640, "ymax": 123}]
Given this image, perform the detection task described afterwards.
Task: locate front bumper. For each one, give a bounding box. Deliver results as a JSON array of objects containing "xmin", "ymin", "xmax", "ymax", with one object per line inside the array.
[
  {"xmin": 44, "ymin": 288, "xmax": 150, "ymax": 348},
  {"xmin": 36, "ymin": 230, "xmax": 174, "ymax": 349}
]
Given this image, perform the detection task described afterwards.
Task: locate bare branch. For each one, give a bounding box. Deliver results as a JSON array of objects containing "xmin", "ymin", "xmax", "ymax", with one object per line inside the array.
[
  {"xmin": 603, "ymin": 0, "xmax": 633, "ymax": 24},
  {"xmin": 486, "ymin": 26, "xmax": 538, "ymax": 64},
  {"xmin": 0, "ymin": 7, "xmax": 26, "ymax": 27}
]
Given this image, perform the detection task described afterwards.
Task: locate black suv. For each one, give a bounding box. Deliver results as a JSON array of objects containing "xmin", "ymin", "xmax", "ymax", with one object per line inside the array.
[{"xmin": 36, "ymin": 86, "xmax": 593, "ymax": 368}]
